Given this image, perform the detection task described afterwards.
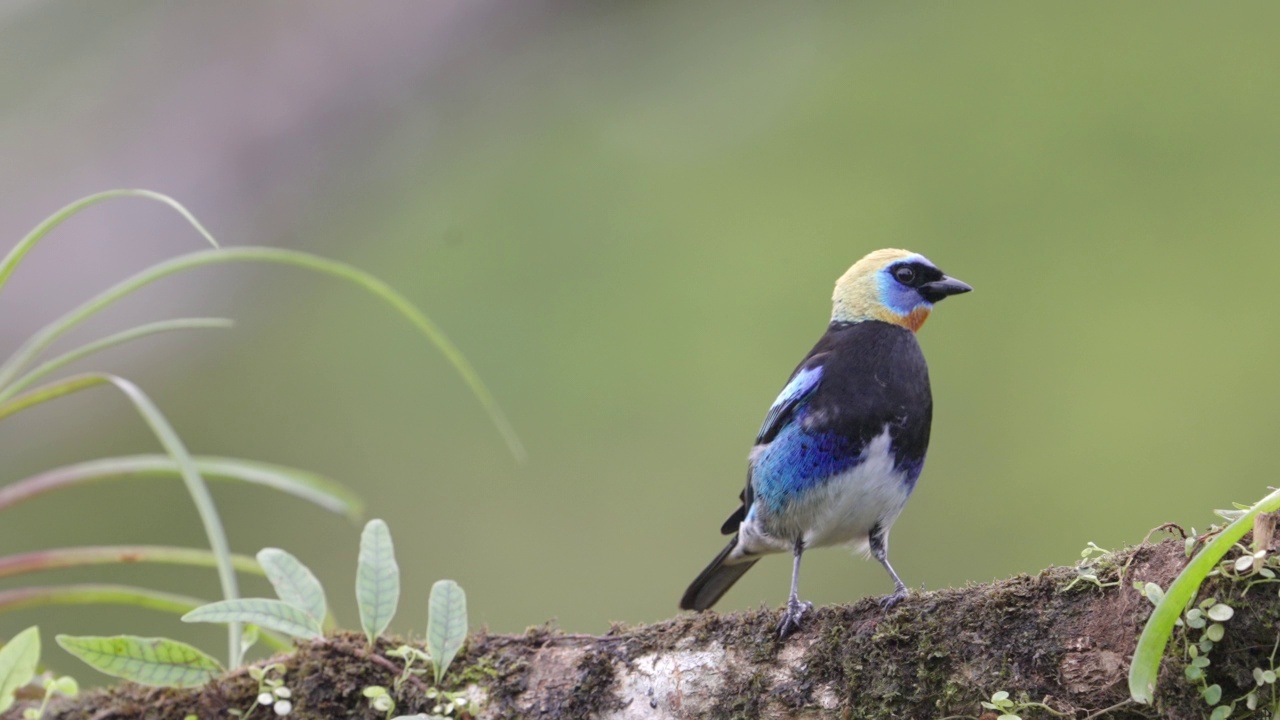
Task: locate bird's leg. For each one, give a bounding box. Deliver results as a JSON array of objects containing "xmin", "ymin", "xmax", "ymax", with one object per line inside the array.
[
  {"xmin": 777, "ymin": 538, "xmax": 812, "ymax": 638},
  {"xmin": 869, "ymin": 525, "xmax": 908, "ymax": 610}
]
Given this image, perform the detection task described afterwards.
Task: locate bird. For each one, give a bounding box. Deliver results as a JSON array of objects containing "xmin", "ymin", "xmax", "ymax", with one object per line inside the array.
[{"xmin": 679, "ymin": 248, "xmax": 971, "ymax": 638}]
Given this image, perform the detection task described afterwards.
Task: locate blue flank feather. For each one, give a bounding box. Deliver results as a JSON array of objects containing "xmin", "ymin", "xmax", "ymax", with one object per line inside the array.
[{"xmin": 753, "ymin": 417, "xmax": 862, "ymax": 513}]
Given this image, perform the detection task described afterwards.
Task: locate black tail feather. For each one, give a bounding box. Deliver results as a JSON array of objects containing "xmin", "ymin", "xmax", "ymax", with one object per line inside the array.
[{"xmin": 679, "ymin": 537, "xmax": 758, "ymax": 611}]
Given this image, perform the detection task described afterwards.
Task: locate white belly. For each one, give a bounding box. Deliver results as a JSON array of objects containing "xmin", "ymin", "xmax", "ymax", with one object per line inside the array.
[{"xmin": 734, "ymin": 428, "xmax": 913, "ymax": 559}]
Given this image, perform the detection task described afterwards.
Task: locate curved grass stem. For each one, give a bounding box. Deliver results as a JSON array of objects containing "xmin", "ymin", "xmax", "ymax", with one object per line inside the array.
[
  {"xmin": 0, "ymin": 454, "xmax": 361, "ymax": 520},
  {"xmin": 0, "ymin": 546, "xmax": 263, "ymax": 580},
  {"xmin": 0, "ymin": 246, "xmax": 524, "ymax": 460},
  {"xmin": 0, "ymin": 318, "xmax": 234, "ymax": 404},
  {"xmin": 0, "ymin": 189, "xmax": 218, "ymax": 294}
]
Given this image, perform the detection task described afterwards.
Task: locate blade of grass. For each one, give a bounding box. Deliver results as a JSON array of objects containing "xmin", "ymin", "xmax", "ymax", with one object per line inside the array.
[
  {"xmin": 1129, "ymin": 486, "xmax": 1280, "ymax": 703},
  {"xmin": 0, "ymin": 546, "xmax": 263, "ymax": 580},
  {"xmin": 0, "ymin": 374, "xmax": 242, "ymax": 666},
  {"xmin": 0, "ymin": 318, "xmax": 234, "ymax": 404},
  {"xmin": 0, "ymin": 247, "xmax": 524, "ymax": 461},
  {"xmin": 0, "ymin": 455, "xmax": 362, "ymax": 520},
  {"xmin": 0, "ymin": 584, "xmax": 205, "ymax": 615},
  {"xmin": 0, "ymin": 373, "xmax": 101, "ymax": 419},
  {"xmin": 0, "ymin": 189, "xmax": 218, "ymax": 294},
  {"xmin": 0, "ymin": 585, "xmax": 291, "ymax": 654}
]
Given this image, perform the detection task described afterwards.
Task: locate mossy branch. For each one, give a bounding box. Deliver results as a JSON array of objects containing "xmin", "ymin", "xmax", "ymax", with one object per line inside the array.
[{"xmin": 21, "ymin": 538, "xmax": 1280, "ymax": 720}]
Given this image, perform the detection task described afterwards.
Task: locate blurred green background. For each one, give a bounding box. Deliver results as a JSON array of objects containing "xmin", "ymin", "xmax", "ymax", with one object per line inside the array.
[{"xmin": 3, "ymin": 2, "xmax": 1280, "ymax": 660}]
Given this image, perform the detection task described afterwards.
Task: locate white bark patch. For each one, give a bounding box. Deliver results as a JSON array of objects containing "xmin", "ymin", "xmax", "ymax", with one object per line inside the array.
[{"xmin": 604, "ymin": 645, "xmax": 730, "ymax": 719}]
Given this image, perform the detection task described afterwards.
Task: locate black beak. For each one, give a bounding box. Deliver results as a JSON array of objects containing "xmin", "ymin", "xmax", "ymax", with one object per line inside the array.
[{"xmin": 919, "ymin": 275, "xmax": 973, "ymax": 303}]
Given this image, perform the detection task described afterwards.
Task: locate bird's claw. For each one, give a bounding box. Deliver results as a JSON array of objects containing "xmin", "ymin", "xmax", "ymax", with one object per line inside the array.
[
  {"xmin": 777, "ymin": 598, "xmax": 813, "ymax": 638},
  {"xmin": 878, "ymin": 586, "xmax": 908, "ymax": 611}
]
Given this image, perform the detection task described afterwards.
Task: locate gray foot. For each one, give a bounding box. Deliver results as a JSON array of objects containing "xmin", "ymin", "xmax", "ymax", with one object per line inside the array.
[
  {"xmin": 777, "ymin": 597, "xmax": 813, "ymax": 638},
  {"xmin": 878, "ymin": 587, "xmax": 908, "ymax": 611}
]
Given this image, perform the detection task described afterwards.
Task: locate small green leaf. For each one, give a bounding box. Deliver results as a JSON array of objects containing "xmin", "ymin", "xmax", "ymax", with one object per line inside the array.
[
  {"xmin": 0, "ymin": 626, "xmax": 40, "ymax": 712},
  {"xmin": 1264, "ymin": 669, "xmax": 1277, "ymax": 684},
  {"xmin": 1210, "ymin": 703, "xmax": 1232, "ymax": 720},
  {"xmin": 1203, "ymin": 683, "xmax": 1222, "ymax": 705},
  {"xmin": 1207, "ymin": 604, "xmax": 1234, "ymax": 622},
  {"xmin": 428, "ymin": 580, "xmax": 468, "ymax": 683},
  {"xmin": 1235, "ymin": 555, "xmax": 1255, "ymax": 572},
  {"xmin": 257, "ymin": 548, "xmax": 327, "ymax": 623},
  {"xmin": 1185, "ymin": 666, "xmax": 1203, "ymax": 680},
  {"xmin": 183, "ymin": 599, "xmax": 322, "ymax": 640},
  {"xmin": 990, "ymin": 691, "xmax": 1009, "ymax": 702},
  {"xmin": 357, "ymin": 520, "xmax": 400, "ymax": 645},
  {"xmin": 998, "ymin": 715, "xmax": 1021, "ymax": 720},
  {"xmin": 1206, "ymin": 623, "xmax": 1225, "ymax": 642},
  {"xmin": 1192, "ymin": 656, "xmax": 1211, "ymax": 668},
  {"xmin": 1254, "ymin": 667, "xmax": 1266, "ymax": 685},
  {"xmin": 56, "ymin": 635, "xmax": 221, "ymax": 688},
  {"xmin": 1248, "ymin": 690, "xmax": 1259, "ymax": 709},
  {"xmin": 1143, "ymin": 582, "xmax": 1164, "ymax": 605},
  {"xmin": 49, "ymin": 676, "xmax": 78, "ymax": 697}
]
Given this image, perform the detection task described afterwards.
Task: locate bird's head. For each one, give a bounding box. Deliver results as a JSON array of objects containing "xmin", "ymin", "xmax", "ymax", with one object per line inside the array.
[{"xmin": 831, "ymin": 248, "xmax": 971, "ymax": 332}]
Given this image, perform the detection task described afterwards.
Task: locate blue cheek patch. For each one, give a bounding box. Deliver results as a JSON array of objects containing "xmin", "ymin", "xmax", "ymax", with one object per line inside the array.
[
  {"xmin": 752, "ymin": 416, "xmax": 862, "ymax": 513},
  {"xmin": 876, "ymin": 272, "xmax": 931, "ymax": 316}
]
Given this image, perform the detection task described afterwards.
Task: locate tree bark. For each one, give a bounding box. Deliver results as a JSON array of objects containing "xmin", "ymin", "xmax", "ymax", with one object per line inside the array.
[{"xmin": 22, "ymin": 537, "xmax": 1280, "ymax": 720}]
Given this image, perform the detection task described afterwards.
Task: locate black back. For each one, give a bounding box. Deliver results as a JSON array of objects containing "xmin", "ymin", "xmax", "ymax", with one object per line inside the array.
[{"xmin": 799, "ymin": 320, "xmax": 932, "ymax": 465}]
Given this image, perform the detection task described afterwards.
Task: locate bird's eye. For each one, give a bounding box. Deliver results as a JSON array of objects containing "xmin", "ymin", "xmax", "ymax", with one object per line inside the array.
[{"xmin": 893, "ymin": 266, "xmax": 916, "ymax": 285}]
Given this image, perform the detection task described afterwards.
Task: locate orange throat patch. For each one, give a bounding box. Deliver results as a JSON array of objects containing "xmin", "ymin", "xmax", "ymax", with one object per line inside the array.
[{"xmin": 873, "ymin": 305, "xmax": 931, "ymax": 333}]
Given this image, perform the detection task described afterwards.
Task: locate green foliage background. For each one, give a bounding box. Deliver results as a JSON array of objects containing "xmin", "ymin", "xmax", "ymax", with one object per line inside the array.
[{"xmin": 2, "ymin": 3, "xmax": 1280, "ymax": 653}]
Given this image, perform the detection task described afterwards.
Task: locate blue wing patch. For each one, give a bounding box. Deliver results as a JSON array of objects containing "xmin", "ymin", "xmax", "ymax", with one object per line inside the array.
[{"xmin": 756, "ymin": 363, "xmax": 823, "ymax": 443}]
